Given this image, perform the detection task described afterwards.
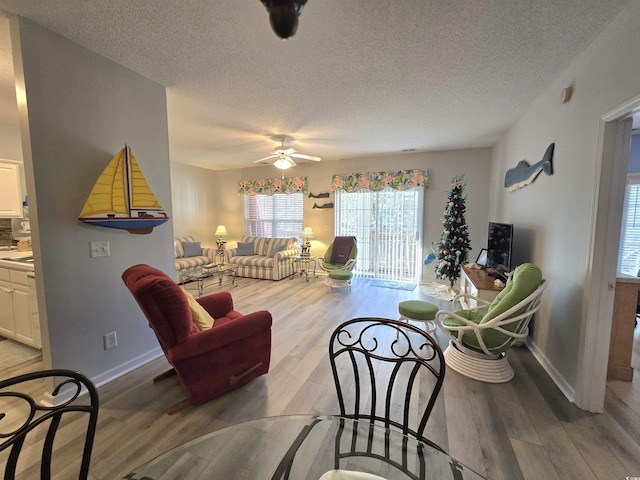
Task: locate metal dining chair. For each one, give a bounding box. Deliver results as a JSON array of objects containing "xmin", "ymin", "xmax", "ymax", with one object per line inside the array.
[
  {"xmin": 328, "ymin": 317, "xmax": 446, "ymax": 452},
  {"xmin": 0, "ymin": 369, "xmax": 99, "ymax": 480}
]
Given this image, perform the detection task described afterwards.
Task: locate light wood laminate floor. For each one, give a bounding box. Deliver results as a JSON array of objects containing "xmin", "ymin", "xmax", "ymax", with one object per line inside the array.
[{"xmin": 2, "ymin": 274, "xmax": 640, "ymax": 479}]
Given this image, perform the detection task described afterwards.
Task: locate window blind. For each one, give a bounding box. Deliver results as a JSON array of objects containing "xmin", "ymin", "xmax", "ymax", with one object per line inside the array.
[
  {"xmin": 335, "ymin": 187, "xmax": 423, "ymax": 282},
  {"xmin": 244, "ymin": 193, "xmax": 303, "ymax": 238},
  {"xmin": 618, "ymin": 173, "xmax": 640, "ymax": 275}
]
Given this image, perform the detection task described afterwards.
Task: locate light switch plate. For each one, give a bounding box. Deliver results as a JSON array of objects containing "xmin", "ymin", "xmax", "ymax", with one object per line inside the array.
[{"xmin": 90, "ymin": 241, "xmax": 110, "ymax": 258}]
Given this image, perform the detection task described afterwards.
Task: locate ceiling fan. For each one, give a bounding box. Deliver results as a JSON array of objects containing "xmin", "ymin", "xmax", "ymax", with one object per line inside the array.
[{"xmin": 253, "ymin": 136, "xmax": 321, "ymax": 174}]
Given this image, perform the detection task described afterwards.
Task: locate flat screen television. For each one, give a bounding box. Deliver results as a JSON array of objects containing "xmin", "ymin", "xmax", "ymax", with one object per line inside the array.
[{"xmin": 486, "ymin": 222, "xmax": 513, "ymax": 280}]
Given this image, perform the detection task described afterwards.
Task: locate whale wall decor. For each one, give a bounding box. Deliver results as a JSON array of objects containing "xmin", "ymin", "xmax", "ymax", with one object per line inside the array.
[
  {"xmin": 504, "ymin": 143, "xmax": 554, "ymax": 192},
  {"xmin": 308, "ymin": 192, "xmax": 330, "ymax": 198},
  {"xmin": 312, "ymin": 202, "xmax": 334, "ymax": 209}
]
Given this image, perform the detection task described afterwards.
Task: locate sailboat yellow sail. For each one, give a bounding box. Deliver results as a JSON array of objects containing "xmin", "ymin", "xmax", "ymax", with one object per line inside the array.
[{"xmin": 79, "ymin": 145, "xmax": 169, "ymax": 234}]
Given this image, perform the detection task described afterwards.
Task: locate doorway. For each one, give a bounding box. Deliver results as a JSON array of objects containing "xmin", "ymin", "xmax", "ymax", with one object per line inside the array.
[
  {"xmin": 334, "ymin": 188, "xmax": 423, "ymax": 283},
  {"xmin": 577, "ymin": 101, "xmax": 640, "ymax": 412}
]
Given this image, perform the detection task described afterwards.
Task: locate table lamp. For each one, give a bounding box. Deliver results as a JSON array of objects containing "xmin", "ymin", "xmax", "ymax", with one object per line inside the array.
[
  {"xmin": 215, "ymin": 225, "xmax": 227, "ymax": 264},
  {"xmin": 301, "ymin": 226, "xmax": 314, "ymax": 256}
]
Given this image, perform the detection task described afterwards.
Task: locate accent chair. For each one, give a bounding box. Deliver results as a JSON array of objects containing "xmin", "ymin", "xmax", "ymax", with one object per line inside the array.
[
  {"xmin": 318, "ymin": 236, "xmax": 357, "ymax": 289},
  {"xmin": 435, "ymin": 263, "xmax": 547, "ymax": 383},
  {"xmin": 122, "ymin": 264, "xmax": 272, "ymax": 413}
]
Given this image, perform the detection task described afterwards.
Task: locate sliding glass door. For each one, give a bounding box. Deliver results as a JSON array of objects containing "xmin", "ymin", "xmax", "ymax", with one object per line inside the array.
[{"xmin": 335, "ymin": 187, "xmax": 423, "ymax": 282}]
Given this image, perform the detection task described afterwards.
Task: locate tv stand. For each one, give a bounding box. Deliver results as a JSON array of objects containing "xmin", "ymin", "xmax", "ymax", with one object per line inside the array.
[{"xmin": 459, "ymin": 265, "xmax": 505, "ymax": 309}]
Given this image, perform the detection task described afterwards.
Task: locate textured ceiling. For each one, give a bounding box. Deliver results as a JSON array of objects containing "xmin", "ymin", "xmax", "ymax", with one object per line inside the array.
[{"xmin": 0, "ymin": 1, "xmax": 632, "ymax": 170}]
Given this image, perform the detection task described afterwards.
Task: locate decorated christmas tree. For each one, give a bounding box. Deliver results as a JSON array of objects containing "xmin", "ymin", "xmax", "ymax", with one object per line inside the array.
[{"xmin": 435, "ymin": 175, "xmax": 471, "ymax": 286}]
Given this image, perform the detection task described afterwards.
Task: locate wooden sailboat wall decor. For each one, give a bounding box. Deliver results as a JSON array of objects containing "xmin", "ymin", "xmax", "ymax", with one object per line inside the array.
[{"xmin": 79, "ymin": 145, "xmax": 169, "ymax": 234}]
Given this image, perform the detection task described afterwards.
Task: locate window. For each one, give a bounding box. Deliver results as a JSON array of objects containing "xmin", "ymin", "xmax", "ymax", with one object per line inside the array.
[
  {"xmin": 244, "ymin": 193, "xmax": 303, "ymax": 238},
  {"xmin": 618, "ymin": 173, "xmax": 640, "ymax": 275},
  {"xmin": 335, "ymin": 187, "xmax": 423, "ymax": 282}
]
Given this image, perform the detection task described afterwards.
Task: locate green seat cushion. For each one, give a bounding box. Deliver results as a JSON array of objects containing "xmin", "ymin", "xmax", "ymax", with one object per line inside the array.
[
  {"xmin": 329, "ymin": 270, "xmax": 353, "ymax": 280},
  {"xmin": 481, "ymin": 263, "xmax": 542, "ymax": 327},
  {"xmin": 443, "ymin": 310, "xmax": 522, "ymax": 352},
  {"xmin": 443, "ymin": 310, "xmax": 484, "ymax": 348},
  {"xmin": 445, "ymin": 263, "xmax": 543, "ymax": 354},
  {"xmin": 399, "ymin": 300, "xmax": 438, "ymax": 321},
  {"xmin": 323, "ymin": 262, "xmax": 351, "ymax": 271}
]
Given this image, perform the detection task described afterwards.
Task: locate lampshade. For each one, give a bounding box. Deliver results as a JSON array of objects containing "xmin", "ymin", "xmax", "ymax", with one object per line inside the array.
[
  {"xmin": 301, "ymin": 226, "xmax": 314, "ymax": 239},
  {"xmin": 215, "ymin": 225, "xmax": 228, "ymax": 236},
  {"xmin": 273, "ymin": 156, "xmax": 294, "ymax": 170}
]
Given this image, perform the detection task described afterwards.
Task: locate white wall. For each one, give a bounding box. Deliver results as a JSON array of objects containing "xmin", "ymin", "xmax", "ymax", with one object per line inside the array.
[
  {"xmin": 203, "ymin": 147, "xmax": 492, "ymax": 282},
  {"xmin": 0, "ymin": 123, "xmax": 21, "ymax": 160},
  {"xmin": 629, "ymin": 135, "xmax": 640, "ymax": 173},
  {"xmin": 490, "ymin": 2, "xmax": 640, "ymax": 405},
  {"xmin": 0, "ymin": 16, "xmax": 21, "ymax": 161},
  {"xmin": 13, "ymin": 17, "xmax": 173, "ymax": 384},
  {"xmin": 170, "ymin": 162, "xmax": 219, "ymax": 245}
]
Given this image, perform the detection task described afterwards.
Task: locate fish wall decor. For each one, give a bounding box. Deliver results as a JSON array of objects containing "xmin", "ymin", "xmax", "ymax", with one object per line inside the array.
[{"xmin": 504, "ymin": 143, "xmax": 554, "ymax": 192}]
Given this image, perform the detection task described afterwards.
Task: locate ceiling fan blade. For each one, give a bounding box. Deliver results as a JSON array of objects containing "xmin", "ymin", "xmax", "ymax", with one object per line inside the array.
[
  {"xmin": 291, "ymin": 153, "xmax": 321, "ymax": 161},
  {"xmin": 253, "ymin": 154, "xmax": 278, "ymax": 163},
  {"xmin": 283, "ymin": 148, "xmax": 296, "ymax": 155}
]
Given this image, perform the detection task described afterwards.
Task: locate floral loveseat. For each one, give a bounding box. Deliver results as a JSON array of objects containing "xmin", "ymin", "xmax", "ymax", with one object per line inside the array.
[
  {"xmin": 224, "ymin": 236, "xmax": 298, "ymax": 280},
  {"xmin": 174, "ymin": 236, "xmax": 216, "ymax": 283}
]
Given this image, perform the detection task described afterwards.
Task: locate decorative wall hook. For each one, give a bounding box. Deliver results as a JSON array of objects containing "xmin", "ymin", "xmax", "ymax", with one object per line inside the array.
[{"xmin": 308, "ymin": 192, "xmax": 330, "ymax": 198}]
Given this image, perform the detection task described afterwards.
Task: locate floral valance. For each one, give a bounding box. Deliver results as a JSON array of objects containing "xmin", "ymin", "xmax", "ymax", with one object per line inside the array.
[
  {"xmin": 238, "ymin": 176, "xmax": 308, "ymax": 196},
  {"xmin": 330, "ymin": 169, "xmax": 428, "ymax": 192}
]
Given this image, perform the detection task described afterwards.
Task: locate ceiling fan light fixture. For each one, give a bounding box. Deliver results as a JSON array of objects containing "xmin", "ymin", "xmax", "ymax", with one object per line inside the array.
[{"xmin": 274, "ymin": 156, "xmax": 295, "ymax": 170}]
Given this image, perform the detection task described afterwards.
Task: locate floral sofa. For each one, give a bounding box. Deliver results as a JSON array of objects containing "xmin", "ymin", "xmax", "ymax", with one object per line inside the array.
[
  {"xmin": 174, "ymin": 236, "xmax": 216, "ymax": 283},
  {"xmin": 224, "ymin": 236, "xmax": 299, "ymax": 280}
]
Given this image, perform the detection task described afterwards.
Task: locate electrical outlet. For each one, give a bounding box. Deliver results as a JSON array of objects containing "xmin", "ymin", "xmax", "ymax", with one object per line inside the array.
[
  {"xmin": 90, "ymin": 241, "xmax": 110, "ymax": 258},
  {"xmin": 103, "ymin": 331, "xmax": 117, "ymax": 350}
]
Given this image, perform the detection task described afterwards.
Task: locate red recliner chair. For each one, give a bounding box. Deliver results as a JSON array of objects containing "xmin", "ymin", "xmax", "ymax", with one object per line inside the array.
[{"xmin": 122, "ymin": 264, "xmax": 272, "ymax": 413}]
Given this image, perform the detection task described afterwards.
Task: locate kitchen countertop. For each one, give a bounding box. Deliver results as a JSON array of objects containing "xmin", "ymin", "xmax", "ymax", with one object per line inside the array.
[{"xmin": 0, "ymin": 250, "xmax": 35, "ymax": 271}]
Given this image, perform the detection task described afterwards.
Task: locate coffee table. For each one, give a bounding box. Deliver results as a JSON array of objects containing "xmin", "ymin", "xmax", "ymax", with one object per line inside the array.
[{"xmin": 183, "ymin": 263, "xmax": 237, "ymax": 297}]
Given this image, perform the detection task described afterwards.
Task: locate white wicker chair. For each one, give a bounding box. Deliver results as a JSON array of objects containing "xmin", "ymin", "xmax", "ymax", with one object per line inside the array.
[{"xmin": 435, "ymin": 264, "xmax": 547, "ymax": 383}]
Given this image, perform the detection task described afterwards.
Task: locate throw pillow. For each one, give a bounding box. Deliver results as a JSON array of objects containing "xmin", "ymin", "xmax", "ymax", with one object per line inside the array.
[
  {"xmin": 182, "ymin": 241, "xmax": 201, "ymax": 258},
  {"xmin": 237, "ymin": 241, "xmax": 255, "ymax": 256},
  {"xmin": 181, "ymin": 288, "xmax": 215, "ymax": 330},
  {"xmin": 270, "ymin": 244, "xmax": 286, "ymax": 257}
]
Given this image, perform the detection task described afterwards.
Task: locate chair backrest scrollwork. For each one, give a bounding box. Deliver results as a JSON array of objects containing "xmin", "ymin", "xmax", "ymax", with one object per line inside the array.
[
  {"xmin": 0, "ymin": 369, "xmax": 99, "ymax": 480},
  {"xmin": 329, "ymin": 317, "xmax": 445, "ymax": 450}
]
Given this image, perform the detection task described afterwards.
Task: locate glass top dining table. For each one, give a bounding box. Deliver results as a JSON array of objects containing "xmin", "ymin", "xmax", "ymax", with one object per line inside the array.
[{"xmin": 119, "ymin": 415, "xmax": 486, "ymax": 480}]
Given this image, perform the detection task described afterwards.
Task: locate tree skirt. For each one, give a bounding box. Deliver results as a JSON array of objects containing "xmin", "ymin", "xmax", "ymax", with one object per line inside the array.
[
  {"xmin": 370, "ymin": 280, "xmax": 417, "ymax": 291},
  {"xmin": 421, "ymin": 281, "xmax": 457, "ymax": 300}
]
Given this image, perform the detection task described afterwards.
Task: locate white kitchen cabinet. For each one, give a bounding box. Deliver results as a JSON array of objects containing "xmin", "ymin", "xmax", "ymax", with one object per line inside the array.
[
  {"xmin": 0, "ymin": 161, "xmax": 23, "ymax": 218},
  {"xmin": 0, "ymin": 272, "xmax": 14, "ymax": 337},
  {"xmin": 11, "ymin": 270, "xmax": 36, "ymax": 346},
  {"xmin": 0, "ymin": 266, "xmax": 41, "ymax": 348}
]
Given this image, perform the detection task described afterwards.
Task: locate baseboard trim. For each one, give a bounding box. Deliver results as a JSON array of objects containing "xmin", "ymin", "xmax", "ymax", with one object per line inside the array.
[
  {"xmin": 41, "ymin": 347, "xmax": 165, "ymax": 406},
  {"xmin": 526, "ymin": 339, "xmax": 576, "ymax": 404},
  {"xmin": 91, "ymin": 347, "xmax": 165, "ymax": 389}
]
